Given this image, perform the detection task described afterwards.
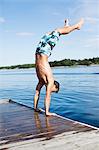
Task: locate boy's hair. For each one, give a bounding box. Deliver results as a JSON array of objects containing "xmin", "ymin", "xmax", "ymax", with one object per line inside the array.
[{"xmin": 54, "ymin": 80, "xmax": 60, "ymax": 93}]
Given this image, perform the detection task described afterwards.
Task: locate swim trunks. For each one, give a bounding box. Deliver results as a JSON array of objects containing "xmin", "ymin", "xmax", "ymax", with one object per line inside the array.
[{"xmin": 36, "ymin": 30, "xmax": 60, "ymax": 57}]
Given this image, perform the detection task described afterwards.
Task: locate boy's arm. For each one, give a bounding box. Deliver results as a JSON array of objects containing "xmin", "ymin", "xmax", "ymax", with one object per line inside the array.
[
  {"xmin": 34, "ymin": 81, "xmax": 44, "ymax": 110},
  {"xmin": 44, "ymin": 82, "xmax": 55, "ymax": 116},
  {"xmin": 45, "ymin": 84, "xmax": 51, "ymax": 115}
]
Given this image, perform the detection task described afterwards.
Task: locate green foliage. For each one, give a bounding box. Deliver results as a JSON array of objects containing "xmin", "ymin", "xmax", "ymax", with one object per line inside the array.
[
  {"xmin": 0, "ymin": 64, "xmax": 35, "ymax": 70},
  {"xmin": 50, "ymin": 57, "xmax": 99, "ymax": 67},
  {"xmin": 0, "ymin": 57, "xmax": 99, "ymax": 70}
]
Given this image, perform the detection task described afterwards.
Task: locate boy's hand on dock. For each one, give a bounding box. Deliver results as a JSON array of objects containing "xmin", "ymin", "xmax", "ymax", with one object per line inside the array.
[
  {"xmin": 34, "ymin": 108, "xmax": 42, "ymax": 113},
  {"xmin": 46, "ymin": 112, "xmax": 56, "ymax": 116}
]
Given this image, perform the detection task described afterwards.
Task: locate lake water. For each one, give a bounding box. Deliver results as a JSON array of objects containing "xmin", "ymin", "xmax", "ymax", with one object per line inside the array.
[{"xmin": 0, "ymin": 65, "xmax": 99, "ymax": 128}]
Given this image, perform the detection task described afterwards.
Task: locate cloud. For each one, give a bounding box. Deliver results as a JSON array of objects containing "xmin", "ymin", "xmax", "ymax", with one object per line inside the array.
[
  {"xmin": 83, "ymin": 36, "xmax": 99, "ymax": 48},
  {"xmin": 74, "ymin": 0, "xmax": 99, "ymax": 23},
  {"xmin": 0, "ymin": 17, "xmax": 6, "ymax": 23},
  {"xmin": 16, "ymin": 32, "xmax": 34, "ymax": 36},
  {"xmin": 88, "ymin": 37, "xmax": 99, "ymax": 42},
  {"xmin": 52, "ymin": 12, "xmax": 61, "ymax": 16},
  {"xmin": 85, "ymin": 17, "xmax": 99, "ymax": 24},
  {"xmin": 5, "ymin": 30, "xmax": 16, "ymax": 33}
]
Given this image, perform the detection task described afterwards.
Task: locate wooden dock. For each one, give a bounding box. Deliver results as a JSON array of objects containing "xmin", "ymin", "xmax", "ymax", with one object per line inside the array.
[{"xmin": 0, "ymin": 99, "xmax": 99, "ymax": 150}]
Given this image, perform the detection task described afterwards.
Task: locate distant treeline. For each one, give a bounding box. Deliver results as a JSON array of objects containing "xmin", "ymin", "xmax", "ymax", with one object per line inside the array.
[
  {"xmin": 50, "ymin": 57, "xmax": 99, "ymax": 67},
  {"xmin": 0, "ymin": 57, "xmax": 99, "ymax": 70},
  {"xmin": 0, "ymin": 64, "xmax": 35, "ymax": 70}
]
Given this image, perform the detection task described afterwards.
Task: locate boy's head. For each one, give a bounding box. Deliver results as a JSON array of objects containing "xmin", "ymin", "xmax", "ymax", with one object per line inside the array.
[{"xmin": 52, "ymin": 80, "xmax": 60, "ymax": 93}]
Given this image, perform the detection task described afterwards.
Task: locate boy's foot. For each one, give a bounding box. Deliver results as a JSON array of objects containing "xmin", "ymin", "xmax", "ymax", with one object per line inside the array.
[
  {"xmin": 76, "ymin": 18, "xmax": 84, "ymax": 30},
  {"xmin": 64, "ymin": 19, "xmax": 69, "ymax": 26}
]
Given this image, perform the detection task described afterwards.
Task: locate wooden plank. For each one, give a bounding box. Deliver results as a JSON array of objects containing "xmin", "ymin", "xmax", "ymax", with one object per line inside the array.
[{"xmin": 0, "ymin": 99, "xmax": 98, "ymax": 149}]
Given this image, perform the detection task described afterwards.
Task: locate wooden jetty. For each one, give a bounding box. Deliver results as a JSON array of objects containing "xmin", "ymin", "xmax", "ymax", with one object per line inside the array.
[{"xmin": 0, "ymin": 99, "xmax": 99, "ymax": 150}]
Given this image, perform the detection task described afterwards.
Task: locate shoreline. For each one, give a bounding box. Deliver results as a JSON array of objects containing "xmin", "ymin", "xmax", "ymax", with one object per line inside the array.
[
  {"xmin": 0, "ymin": 57, "xmax": 99, "ymax": 70},
  {"xmin": 0, "ymin": 64, "xmax": 99, "ymax": 71}
]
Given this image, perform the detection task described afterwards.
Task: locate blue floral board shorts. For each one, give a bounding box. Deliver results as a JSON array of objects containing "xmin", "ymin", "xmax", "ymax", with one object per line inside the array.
[{"xmin": 36, "ymin": 30, "xmax": 60, "ymax": 57}]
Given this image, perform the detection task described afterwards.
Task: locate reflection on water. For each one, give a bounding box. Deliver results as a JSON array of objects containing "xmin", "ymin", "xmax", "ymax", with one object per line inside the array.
[{"xmin": 0, "ymin": 66, "xmax": 99, "ymax": 127}]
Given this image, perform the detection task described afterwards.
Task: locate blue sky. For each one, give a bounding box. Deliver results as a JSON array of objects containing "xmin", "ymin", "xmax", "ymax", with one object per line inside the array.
[{"xmin": 0, "ymin": 0, "xmax": 99, "ymax": 66}]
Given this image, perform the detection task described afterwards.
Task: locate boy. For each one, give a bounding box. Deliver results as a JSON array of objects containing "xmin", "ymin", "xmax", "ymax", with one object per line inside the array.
[{"xmin": 34, "ymin": 18, "xmax": 84, "ymax": 116}]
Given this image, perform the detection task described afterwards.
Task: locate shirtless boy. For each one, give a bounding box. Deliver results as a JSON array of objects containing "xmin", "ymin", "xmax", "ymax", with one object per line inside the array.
[{"xmin": 34, "ymin": 18, "xmax": 84, "ymax": 116}]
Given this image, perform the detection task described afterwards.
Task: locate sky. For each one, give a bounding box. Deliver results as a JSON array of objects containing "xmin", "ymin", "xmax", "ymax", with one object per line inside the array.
[{"xmin": 0, "ymin": 0, "xmax": 99, "ymax": 66}]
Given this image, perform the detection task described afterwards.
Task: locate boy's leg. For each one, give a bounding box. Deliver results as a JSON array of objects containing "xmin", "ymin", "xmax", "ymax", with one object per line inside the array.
[
  {"xmin": 56, "ymin": 18, "xmax": 84, "ymax": 35},
  {"xmin": 34, "ymin": 81, "xmax": 44, "ymax": 111}
]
